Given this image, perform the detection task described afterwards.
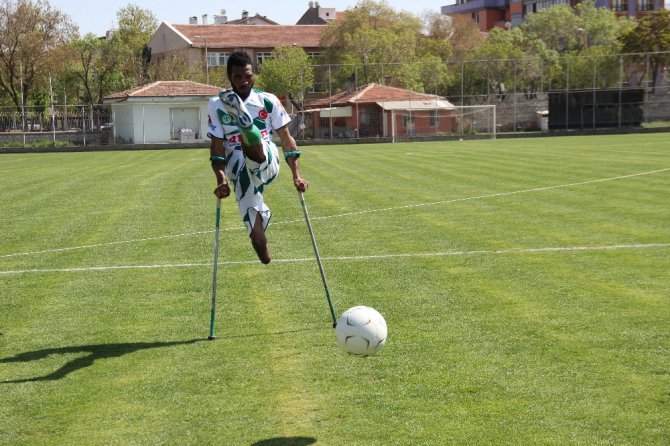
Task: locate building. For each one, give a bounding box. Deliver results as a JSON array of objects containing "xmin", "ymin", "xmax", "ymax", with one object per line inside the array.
[
  {"xmin": 304, "ymin": 83, "xmax": 456, "ymax": 141},
  {"xmin": 149, "ymin": 3, "xmax": 337, "ymax": 75},
  {"xmin": 441, "ymin": 0, "xmax": 667, "ymax": 31},
  {"xmin": 148, "ymin": 23, "xmax": 325, "ymax": 77},
  {"xmin": 296, "ymin": 1, "xmax": 341, "ymax": 24},
  {"xmin": 221, "ymin": 10, "xmax": 279, "ymax": 25},
  {"xmin": 103, "ymin": 81, "xmax": 220, "ymax": 144}
]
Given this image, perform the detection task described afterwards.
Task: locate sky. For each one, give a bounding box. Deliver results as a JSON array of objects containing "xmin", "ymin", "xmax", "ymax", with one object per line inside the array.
[{"xmin": 48, "ymin": 0, "xmax": 449, "ymax": 36}]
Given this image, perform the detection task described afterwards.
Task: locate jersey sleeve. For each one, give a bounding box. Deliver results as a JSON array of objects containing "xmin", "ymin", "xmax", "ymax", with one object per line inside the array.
[
  {"xmin": 270, "ymin": 96, "xmax": 291, "ymax": 131},
  {"xmin": 207, "ymin": 97, "xmax": 225, "ymax": 139}
]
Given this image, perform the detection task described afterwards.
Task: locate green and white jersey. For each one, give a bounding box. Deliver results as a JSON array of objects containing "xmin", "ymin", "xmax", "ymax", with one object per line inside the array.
[
  {"xmin": 207, "ymin": 88, "xmax": 289, "ymax": 235},
  {"xmin": 207, "ymin": 88, "xmax": 291, "ymax": 152}
]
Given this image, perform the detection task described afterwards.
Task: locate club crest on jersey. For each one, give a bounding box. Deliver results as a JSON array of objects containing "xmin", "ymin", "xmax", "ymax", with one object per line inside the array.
[
  {"xmin": 217, "ymin": 109, "xmax": 233, "ymax": 126},
  {"xmin": 258, "ymin": 109, "xmax": 269, "ymax": 120}
]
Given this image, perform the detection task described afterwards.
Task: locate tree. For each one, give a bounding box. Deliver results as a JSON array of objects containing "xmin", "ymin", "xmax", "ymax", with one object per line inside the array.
[
  {"xmin": 522, "ymin": 0, "xmax": 635, "ymax": 90},
  {"xmin": 0, "ymin": 0, "xmax": 77, "ymax": 109},
  {"xmin": 459, "ymin": 27, "xmax": 559, "ymax": 99},
  {"xmin": 256, "ymin": 46, "xmax": 314, "ymax": 111},
  {"xmin": 150, "ymin": 52, "xmax": 204, "ymax": 83},
  {"xmin": 523, "ymin": 0, "xmax": 634, "ymax": 54},
  {"xmin": 320, "ymin": 0, "xmax": 424, "ymax": 89},
  {"xmin": 319, "ymin": 0, "xmax": 460, "ymax": 94},
  {"xmin": 620, "ymin": 9, "xmax": 670, "ymax": 91},
  {"xmin": 445, "ymin": 15, "xmax": 485, "ymax": 63},
  {"xmin": 113, "ymin": 4, "xmax": 158, "ymax": 86},
  {"xmin": 65, "ymin": 33, "xmax": 127, "ymax": 104}
]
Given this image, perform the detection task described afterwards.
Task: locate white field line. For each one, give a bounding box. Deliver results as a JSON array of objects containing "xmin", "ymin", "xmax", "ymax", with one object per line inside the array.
[
  {"xmin": 1, "ymin": 167, "xmax": 668, "ymax": 259},
  {"xmin": 1, "ymin": 243, "xmax": 668, "ymax": 276}
]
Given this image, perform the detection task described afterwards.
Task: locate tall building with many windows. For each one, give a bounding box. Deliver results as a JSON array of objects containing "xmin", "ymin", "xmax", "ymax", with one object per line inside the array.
[{"xmin": 441, "ymin": 0, "xmax": 666, "ymax": 31}]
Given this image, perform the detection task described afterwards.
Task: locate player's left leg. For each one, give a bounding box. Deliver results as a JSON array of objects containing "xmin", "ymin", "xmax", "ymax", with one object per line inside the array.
[
  {"xmin": 244, "ymin": 140, "xmax": 280, "ymax": 192},
  {"xmin": 220, "ymin": 90, "xmax": 265, "ymax": 164},
  {"xmin": 250, "ymin": 212, "xmax": 271, "ymax": 264}
]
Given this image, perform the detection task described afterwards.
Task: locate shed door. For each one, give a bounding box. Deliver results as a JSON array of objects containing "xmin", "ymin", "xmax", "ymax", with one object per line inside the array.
[{"xmin": 171, "ymin": 108, "xmax": 200, "ymax": 139}]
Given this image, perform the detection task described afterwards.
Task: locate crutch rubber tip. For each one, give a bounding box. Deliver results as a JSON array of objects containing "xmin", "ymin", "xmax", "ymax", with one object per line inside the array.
[
  {"xmin": 207, "ymin": 336, "xmax": 216, "ymax": 340},
  {"xmin": 332, "ymin": 322, "xmax": 337, "ymax": 329}
]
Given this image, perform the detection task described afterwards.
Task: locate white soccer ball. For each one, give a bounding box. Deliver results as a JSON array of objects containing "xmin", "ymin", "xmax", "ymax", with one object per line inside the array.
[{"xmin": 335, "ymin": 306, "xmax": 387, "ymax": 357}]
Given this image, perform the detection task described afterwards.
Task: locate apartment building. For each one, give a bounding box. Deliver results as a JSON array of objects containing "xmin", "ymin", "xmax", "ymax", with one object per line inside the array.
[{"xmin": 441, "ymin": 0, "xmax": 666, "ymax": 31}]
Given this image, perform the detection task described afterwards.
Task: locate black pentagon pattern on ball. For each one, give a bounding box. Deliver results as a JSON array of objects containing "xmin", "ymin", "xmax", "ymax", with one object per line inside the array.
[{"xmin": 335, "ymin": 306, "xmax": 387, "ymax": 357}]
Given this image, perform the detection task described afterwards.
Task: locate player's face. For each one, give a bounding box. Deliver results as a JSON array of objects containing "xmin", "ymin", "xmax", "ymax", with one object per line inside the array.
[{"xmin": 228, "ymin": 64, "xmax": 254, "ymax": 99}]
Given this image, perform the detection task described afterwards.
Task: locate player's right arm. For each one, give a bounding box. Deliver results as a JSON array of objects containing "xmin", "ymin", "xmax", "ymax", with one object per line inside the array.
[
  {"xmin": 210, "ymin": 136, "xmax": 230, "ymax": 199},
  {"xmin": 207, "ymin": 97, "xmax": 230, "ymax": 199}
]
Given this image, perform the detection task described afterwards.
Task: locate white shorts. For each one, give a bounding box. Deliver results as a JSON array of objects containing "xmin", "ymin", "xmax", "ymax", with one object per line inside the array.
[{"xmin": 225, "ymin": 141, "xmax": 280, "ymax": 234}]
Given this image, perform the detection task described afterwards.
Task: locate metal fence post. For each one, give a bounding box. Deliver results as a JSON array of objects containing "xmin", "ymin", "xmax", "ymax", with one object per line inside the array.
[
  {"xmin": 82, "ymin": 106, "xmax": 86, "ymax": 146},
  {"xmin": 565, "ymin": 58, "xmax": 570, "ymax": 130}
]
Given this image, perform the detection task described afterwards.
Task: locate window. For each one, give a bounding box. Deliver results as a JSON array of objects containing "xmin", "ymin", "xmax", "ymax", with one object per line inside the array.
[
  {"xmin": 207, "ymin": 52, "xmax": 229, "ymax": 67},
  {"xmin": 637, "ymin": 0, "xmax": 653, "ymax": 10},
  {"xmin": 511, "ymin": 13, "xmax": 522, "ymax": 26},
  {"xmin": 307, "ymin": 52, "xmax": 321, "ymax": 61},
  {"xmin": 612, "ymin": 0, "xmax": 628, "ymax": 11},
  {"xmin": 256, "ymin": 52, "xmax": 273, "ymax": 67},
  {"xmin": 525, "ymin": 0, "xmax": 568, "ymax": 15}
]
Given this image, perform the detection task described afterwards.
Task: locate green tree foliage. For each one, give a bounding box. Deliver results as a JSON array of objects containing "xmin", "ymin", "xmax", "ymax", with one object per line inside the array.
[
  {"xmin": 113, "ymin": 4, "xmax": 158, "ymax": 86},
  {"xmin": 577, "ymin": 1, "xmax": 635, "ymax": 49},
  {"xmin": 0, "ymin": 0, "xmax": 76, "ymax": 108},
  {"xmin": 65, "ymin": 33, "xmax": 127, "ymax": 104},
  {"xmin": 522, "ymin": 0, "xmax": 635, "ymax": 90},
  {"xmin": 521, "ymin": 4, "xmax": 580, "ymax": 54},
  {"xmin": 522, "ymin": 0, "xmax": 633, "ymax": 55},
  {"xmin": 256, "ymin": 46, "xmax": 314, "ymax": 111},
  {"xmin": 320, "ymin": 0, "xmax": 435, "ymax": 91},
  {"xmin": 458, "ymin": 27, "xmax": 560, "ymax": 99},
  {"xmin": 620, "ymin": 9, "xmax": 670, "ymax": 90},
  {"xmin": 150, "ymin": 52, "xmax": 206, "ymax": 84}
]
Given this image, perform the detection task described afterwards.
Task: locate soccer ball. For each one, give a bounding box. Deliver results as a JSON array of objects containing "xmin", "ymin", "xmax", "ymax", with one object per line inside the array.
[{"xmin": 335, "ymin": 306, "xmax": 387, "ymax": 357}]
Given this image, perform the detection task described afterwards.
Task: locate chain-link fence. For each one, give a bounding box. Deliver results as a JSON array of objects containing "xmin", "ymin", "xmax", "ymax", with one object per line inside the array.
[
  {"xmin": 297, "ymin": 51, "xmax": 669, "ymax": 140},
  {"xmin": 0, "ymin": 105, "xmax": 112, "ymax": 147},
  {"xmin": 1, "ymin": 51, "xmax": 668, "ymax": 148}
]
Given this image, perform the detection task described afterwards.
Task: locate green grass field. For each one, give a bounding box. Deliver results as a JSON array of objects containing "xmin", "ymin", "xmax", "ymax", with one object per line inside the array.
[{"xmin": 1, "ymin": 134, "xmax": 669, "ymax": 445}]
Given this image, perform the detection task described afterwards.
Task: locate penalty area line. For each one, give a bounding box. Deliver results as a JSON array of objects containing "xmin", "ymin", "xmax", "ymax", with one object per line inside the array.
[{"xmin": 1, "ymin": 243, "xmax": 667, "ymax": 276}]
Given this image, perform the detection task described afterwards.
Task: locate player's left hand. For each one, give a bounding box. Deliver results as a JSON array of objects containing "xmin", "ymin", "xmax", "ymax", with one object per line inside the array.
[{"xmin": 294, "ymin": 177, "xmax": 309, "ymax": 192}]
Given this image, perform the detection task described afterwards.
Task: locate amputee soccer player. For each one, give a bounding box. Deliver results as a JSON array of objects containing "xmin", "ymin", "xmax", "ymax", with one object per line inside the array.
[{"xmin": 207, "ymin": 51, "xmax": 308, "ymax": 264}]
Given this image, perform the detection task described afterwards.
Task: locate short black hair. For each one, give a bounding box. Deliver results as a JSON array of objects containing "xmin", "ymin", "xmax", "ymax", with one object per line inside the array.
[{"xmin": 227, "ymin": 51, "xmax": 253, "ymax": 77}]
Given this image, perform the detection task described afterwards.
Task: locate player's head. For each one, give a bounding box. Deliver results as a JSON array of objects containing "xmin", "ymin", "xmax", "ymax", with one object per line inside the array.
[{"xmin": 227, "ymin": 51, "xmax": 254, "ymax": 99}]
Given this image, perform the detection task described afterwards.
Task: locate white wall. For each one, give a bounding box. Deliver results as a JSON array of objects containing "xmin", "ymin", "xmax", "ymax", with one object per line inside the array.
[
  {"xmin": 111, "ymin": 100, "xmax": 212, "ymax": 144},
  {"xmin": 113, "ymin": 105, "xmax": 135, "ymax": 143}
]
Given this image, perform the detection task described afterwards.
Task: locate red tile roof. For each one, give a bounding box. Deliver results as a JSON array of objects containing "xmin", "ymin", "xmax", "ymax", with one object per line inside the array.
[
  {"xmin": 104, "ymin": 81, "xmax": 220, "ymax": 100},
  {"xmin": 174, "ymin": 24, "xmax": 325, "ymax": 48},
  {"xmin": 306, "ymin": 83, "xmax": 442, "ymax": 108}
]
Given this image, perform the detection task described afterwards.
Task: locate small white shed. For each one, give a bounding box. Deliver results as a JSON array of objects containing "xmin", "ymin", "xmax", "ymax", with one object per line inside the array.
[{"xmin": 103, "ymin": 81, "xmax": 221, "ymax": 144}]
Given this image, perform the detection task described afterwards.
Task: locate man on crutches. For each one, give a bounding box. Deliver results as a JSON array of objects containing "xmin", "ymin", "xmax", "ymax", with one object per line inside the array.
[{"xmin": 207, "ymin": 51, "xmax": 308, "ymax": 264}]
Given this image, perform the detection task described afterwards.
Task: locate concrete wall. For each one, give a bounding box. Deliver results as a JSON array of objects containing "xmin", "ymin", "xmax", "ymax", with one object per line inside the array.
[
  {"xmin": 148, "ymin": 22, "xmax": 190, "ymax": 56},
  {"xmin": 111, "ymin": 101, "xmax": 210, "ymax": 144}
]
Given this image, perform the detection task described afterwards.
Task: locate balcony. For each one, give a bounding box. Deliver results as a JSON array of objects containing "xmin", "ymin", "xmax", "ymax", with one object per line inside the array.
[{"xmin": 441, "ymin": 0, "xmax": 510, "ymax": 14}]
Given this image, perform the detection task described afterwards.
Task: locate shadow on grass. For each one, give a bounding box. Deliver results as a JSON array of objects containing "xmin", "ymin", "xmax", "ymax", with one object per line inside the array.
[
  {"xmin": 1, "ymin": 339, "xmax": 204, "ymax": 383},
  {"xmin": 251, "ymin": 437, "xmax": 317, "ymax": 446},
  {"xmin": 1, "ymin": 326, "xmax": 332, "ymax": 384}
]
